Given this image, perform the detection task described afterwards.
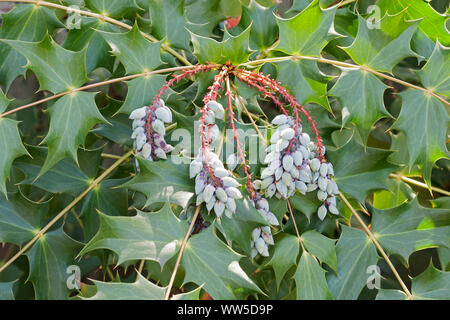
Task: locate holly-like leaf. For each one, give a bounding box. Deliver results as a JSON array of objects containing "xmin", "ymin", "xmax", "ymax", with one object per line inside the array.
[
  {"xmin": 0, "ymin": 88, "xmax": 11, "ymax": 113},
  {"xmin": 118, "ymin": 75, "xmax": 167, "ymax": 114},
  {"xmin": 0, "ymin": 281, "xmax": 15, "ymax": 300},
  {"xmin": 372, "ymin": 178, "xmax": 414, "ymax": 210},
  {"xmin": 0, "ymin": 192, "xmax": 47, "ymax": 245},
  {"xmin": 171, "ymin": 286, "xmax": 202, "ymax": 300},
  {"xmin": 418, "ymin": 42, "xmax": 450, "ymax": 97},
  {"xmin": 147, "ymin": 0, "xmax": 191, "ymax": 51},
  {"xmin": 190, "ymin": 31, "xmax": 225, "ymax": 64},
  {"xmin": 327, "ymin": 136, "xmax": 398, "ymax": 202},
  {"xmin": 0, "ymin": 4, "xmax": 62, "ymax": 90},
  {"xmin": 122, "ymin": 157, "xmax": 194, "ymax": 208},
  {"xmin": 294, "ymin": 251, "xmax": 333, "ymax": 300},
  {"xmin": 266, "ymin": 234, "xmax": 300, "ymax": 288},
  {"xmin": 84, "ymin": 0, "xmax": 143, "ymax": 18},
  {"xmin": 391, "ymin": 89, "xmax": 449, "ymax": 186},
  {"xmin": 276, "ymin": 59, "xmax": 331, "ymax": 110},
  {"xmin": 86, "ymin": 273, "xmax": 166, "ymax": 300},
  {"xmin": 329, "ymin": 68, "xmax": 391, "ymax": 144},
  {"xmin": 411, "ymin": 262, "xmax": 450, "ymax": 300},
  {"xmin": 99, "ymin": 23, "xmax": 163, "ymax": 74},
  {"xmin": 372, "ymin": 197, "xmax": 450, "ymax": 263},
  {"xmin": 26, "ymin": 228, "xmax": 82, "ymax": 299},
  {"xmin": 80, "ymin": 201, "xmax": 188, "ymax": 266},
  {"xmin": 181, "ymin": 227, "xmax": 262, "ymax": 299},
  {"xmin": 274, "ymin": 0, "xmax": 337, "ymax": 56},
  {"xmin": 63, "ymin": 17, "xmax": 118, "ymax": 73},
  {"xmin": 39, "ymin": 92, "xmax": 106, "ymax": 175},
  {"xmin": 327, "ymin": 225, "xmax": 379, "ymax": 300},
  {"xmin": 1, "ymin": 34, "xmax": 89, "ymax": 93},
  {"xmin": 301, "ymin": 230, "xmax": 337, "ymax": 272},
  {"xmin": 343, "ymin": 12, "xmax": 418, "ymax": 72},
  {"xmin": 0, "ymin": 118, "xmax": 29, "ymax": 196},
  {"xmin": 377, "ymin": 0, "xmax": 450, "ymax": 47}
]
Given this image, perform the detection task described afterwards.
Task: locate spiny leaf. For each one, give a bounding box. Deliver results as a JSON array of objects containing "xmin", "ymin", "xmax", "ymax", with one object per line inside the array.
[
  {"xmin": 99, "ymin": 23, "xmax": 163, "ymax": 74},
  {"xmin": 294, "ymin": 251, "xmax": 333, "ymax": 300},
  {"xmin": 417, "ymin": 42, "xmax": 450, "ymax": 97},
  {"xmin": 0, "ymin": 88, "xmax": 11, "ymax": 113},
  {"xmin": 411, "ymin": 262, "xmax": 450, "ymax": 300},
  {"xmin": 0, "ymin": 118, "xmax": 29, "ymax": 196},
  {"xmin": 0, "ymin": 4, "xmax": 62, "ymax": 90},
  {"xmin": 276, "ymin": 59, "xmax": 331, "ymax": 110},
  {"xmin": 26, "ymin": 228, "xmax": 82, "ymax": 299},
  {"xmin": 181, "ymin": 227, "xmax": 262, "ymax": 300},
  {"xmin": 329, "ymin": 68, "xmax": 391, "ymax": 144},
  {"xmin": 171, "ymin": 286, "xmax": 202, "ymax": 300},
  {"xmin": 190, "ymin": 31, "xmax": 225, "ymax": 64},
  {"xmin": 84, "ymin": 0, "xmax": 143, "ymax": 18},
  {"xmin": 377, "ymin": 0, "xmax": 450, "ymax": 46},
  {"xmin": 343, "ymin": 12, "xmax": 418, "ymax": 72},
  {"xmin": 1, "ymin": 34, "xmax": 89, "ymax": 93},
  {"xmin": 301, "ymin": 230, "xmax": 337, "ymax": 272},
  {"xmin": 372, "ymin": 178, "xmax": 414, "ymax": 210},
  {"xmin": 326, "ymin": 225, "xmax": 379, "ymax": 300},
  {"xmin": 39, "ymin": 91, "xmax": 106, "ymax": 175},
  {"xmin": 122, "ymin": 157, "xmax": 194, "ymax": 208},
  {"xmin": 0, "ymin": 192, "xmax": 47, "ymax": 245},
  {"xmin": 274, "ymin": 0, "xmax": 337, "ymax": 56},
  {"xmin": 391, "ymin": 89, "xmax": 449, "ymax": 186},
  {"xmin": 266, "ymin": 234, "xmax": 300, "ymax": 289},
  {"xmin": 79, "ymin": 201, "xmax": 188, "ymax": 266},
  {"xmin": 147, "ymin": 0, "xmax": 191, "ymax": 51},
  {"xmin": 372, "ymin": 197, "xmax": 450, "ymax": 263},
  {"xmin": 86, "ymin": 273, "xmax": 166, "ymax": 300},
  {"xmin": 327, "ymin": 136, "xmax": 398, "ymax": 202},
  {"xmin": 118, "ymin": 75, "xmax": 167, "ymax": 114},
  {"xmin": 0, "ymin": 281, "xmax": 15, "ymax": 300}
]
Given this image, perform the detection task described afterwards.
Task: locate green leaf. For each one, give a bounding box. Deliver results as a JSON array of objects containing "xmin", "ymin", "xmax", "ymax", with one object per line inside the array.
[
  {"xmin": 417, "ymin": 42, "xmax": 450, "ymax": 97},
  {"xmin": 15, "ymin": 146, "xmax": 89, "ymax": 195},
  {"xmin": 411, "ymin": 262, "xmax": 450, "ymax": 300},
  {"xmin": 0, "ymin": 118, "xmax": 29, "ymax": 196},
  {"xmin": 372, "ymin": 178, "xmax": 414, "ymax": 210},
  {"xmin": 181, "ymin": 227, "xmax": 262, "ymax": 299},
  {"xmin": 377, "ymin": 0, "xmax": 450, "ymax": 46},
  {"xmin": 99, "ymin": 23, "xmax": 163, "ymax": 74},
  {"xmin": 39, "ymin": 92, "xmax": 106, "ymax": 175},
  {"xmin": 0, "ymin": 192, "xmax": 47, "ymax": 245},
  {"xmin": 327, "ymin": 225, "xmax": 379, "ymax": 300},
  {"xmin": 220, "ymin": 0, "xmax": 242, "ymax": 17},
  {"xmin": 276, "ymin": 59, "xmax": 331, "ymax": 110},
  {"xmin": 0, "ymin": 4, "xmax": 62, "ymax": 90},
  {"xmin": 190, "ymin": 31, "xmax": 225, "ymax": 64},
  {"xmin": 327, "ymin": 136, "xmax": 397, "ymax": 202},
  {"xmin": 343, "ymin": 13, "xmax": 418, "ymax": 72},
  {"xmin": 371, "ymin": 197, "xmax": 450, "ymax": 262},
  {"xmin": 86, "ymin": 273, "xmax": 166, "ymax": 300},
  {"xmin": 63, "ymin": 17, "xmax": 117, "ymax": 73},
  {"xmin": 147, "ymin": 0, "xmax": 191, "ymax": 51},
  {"xmin": 266, "ymin": 234, "xmax": 300, "ymax": 289},
  {"xmin": 0, "ymin": 281, "xmax": 15, "ymax": 300},
  {"xmin": 391, "ymin": 89, "xmax": 449, "ymax": 186},
  {"xmin": 26, "ymin": 228, "xmax": 82, "ymax": 299},
  {"xmin": 301, "ymin": 230, "xmax": 337, "ymax": 272},
  {"xmin": 294, "ymin": 251, "xmax": 333, "ymax": 300},
  {"xmin": 0, "ymin": 88, "xmax": 11, "ymax": 113},
  {"xmin": 376, "ymin": 289, "xmax": 407, "ymax": 300},
  {"xmin": 274, "ymin": 0, "xmax": 337, "ymax": 56},
  {"xmin": 80, "ymin": 201, "xmax": 188, "ymax": 266},
  {"xmin": 122, "ymin": 157, "xmax": 194, "ymax": 208},
  {"xmin": 171, "ymin": 286, "xmax": 202, "ymax": 300},
  {"xmin": 84, "ymin": 0, "xmax": 143, "ymax": 18},
  {"xmin": 118, "ymin": 75, "xmax": 167, "ymax": 114},
  {"xmin": 1, "ymin": 34, "xmax": 89, "ymax": 93},
  {"xmin": 329, "ymin": 68, "xmax": 390, "ymax": 144}
]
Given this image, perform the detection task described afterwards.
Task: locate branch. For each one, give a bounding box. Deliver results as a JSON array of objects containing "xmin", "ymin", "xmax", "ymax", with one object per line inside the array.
[
  {"xmin": 389, "ymin": 173, "xmax": 450, "ymax": 197},
  {"xmin": 240, "ymin": 56, "xmax": 450, "ymax": 107},
  {"xmin": 338, "ymin": 192, "xmax": 413, "ymax": 299},
  {"xmin": 0, "ymin": 149, "xmax": 134, "ymax": 274},
  {"xmin": 0, "ymin": 0, "xmax": 192, "ymax": 66}
]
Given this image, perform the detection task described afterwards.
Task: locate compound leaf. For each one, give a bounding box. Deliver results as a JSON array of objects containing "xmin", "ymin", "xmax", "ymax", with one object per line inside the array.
[
  {"xmin": 301, "ymin": 230, "xmax": 337, "ymax": 272},
  {"xmin": 411, "ymin": 262, "xmax": 450, "ymax": 300}
]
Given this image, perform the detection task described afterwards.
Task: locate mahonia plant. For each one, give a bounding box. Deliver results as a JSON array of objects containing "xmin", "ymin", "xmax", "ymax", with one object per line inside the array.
[{"xmin": 0, "ymin": 0, "xmax": 449, "ymax": 302}]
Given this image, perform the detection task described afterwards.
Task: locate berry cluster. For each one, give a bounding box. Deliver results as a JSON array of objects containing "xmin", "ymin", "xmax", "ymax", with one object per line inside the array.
[
  {"xmin": 129, "ymin": 99, "xmax": 174, "ymax": 163},
  {"xmin": 259, "ymin": 114, "xmax": 339, "ymax": 220}
]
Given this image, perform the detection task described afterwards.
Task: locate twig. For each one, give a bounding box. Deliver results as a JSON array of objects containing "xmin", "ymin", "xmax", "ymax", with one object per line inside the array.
[{"xmin": 389, "ymin": 173, "xmax": 450, "ymax": 197}]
